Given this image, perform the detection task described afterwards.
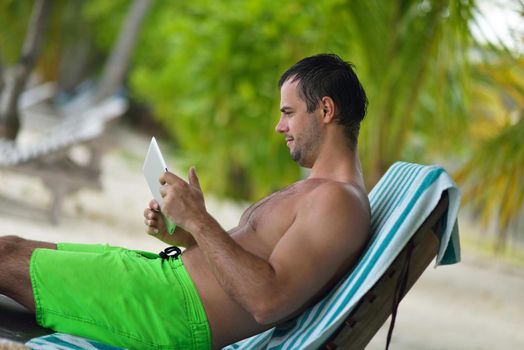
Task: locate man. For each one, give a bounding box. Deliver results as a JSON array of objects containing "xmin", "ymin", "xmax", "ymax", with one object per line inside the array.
[{"xmin": 0, "ymin": 53, "xmax": 370, "ymax": 350}]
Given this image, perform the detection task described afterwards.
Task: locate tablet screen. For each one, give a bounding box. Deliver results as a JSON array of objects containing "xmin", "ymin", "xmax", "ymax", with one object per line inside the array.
[{"xmin": 143, "ymin": 137, "xmax": 168, "ymax": 206}]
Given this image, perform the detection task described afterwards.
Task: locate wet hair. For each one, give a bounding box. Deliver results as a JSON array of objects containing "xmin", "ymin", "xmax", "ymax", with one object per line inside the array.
[{"xmin": 279, "ymin": 53, "xmax": 368, "ymax": 147}]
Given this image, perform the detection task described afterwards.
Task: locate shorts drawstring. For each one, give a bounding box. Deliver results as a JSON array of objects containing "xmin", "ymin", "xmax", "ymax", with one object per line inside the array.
[{"xmin": 159, "ymin": 246, "xmax": 182, "ymax": 260}]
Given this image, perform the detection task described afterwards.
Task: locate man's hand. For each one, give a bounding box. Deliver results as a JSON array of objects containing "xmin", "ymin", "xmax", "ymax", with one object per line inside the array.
[
  {"xmin": 159, "ymin": 167, "xmax": 208, "ymax": 233},
  {"xmin": 144, "ymin": 199, "xmax": 166, "ymax": 236},
  {"xmin": 143, "ymin": 199, "xmax": 196, "ymax": 247}
]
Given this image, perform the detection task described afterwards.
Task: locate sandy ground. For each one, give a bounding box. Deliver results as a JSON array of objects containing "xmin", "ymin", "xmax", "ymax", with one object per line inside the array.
[{"xmin": 1, "ymin": 127, "xmax": 523, "ymax": 349}]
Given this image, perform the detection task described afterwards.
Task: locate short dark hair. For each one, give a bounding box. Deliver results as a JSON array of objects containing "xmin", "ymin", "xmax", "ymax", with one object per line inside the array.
[{"xmin": 279, "ymin": 53, "xmax": 368, "ymax": 147}]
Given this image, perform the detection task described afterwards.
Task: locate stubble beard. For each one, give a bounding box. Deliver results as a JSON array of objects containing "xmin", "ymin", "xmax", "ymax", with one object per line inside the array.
[
  {"xmin": 291, "ymin": 148, "xmax": 303, "ymax": 165},
  {"xmin": 291, "ymin": 142, "xmax": 314, "ymax": 168},
  {"xmin": 290, "ymin": 116, "xmax": 322, "ymax": 168}
]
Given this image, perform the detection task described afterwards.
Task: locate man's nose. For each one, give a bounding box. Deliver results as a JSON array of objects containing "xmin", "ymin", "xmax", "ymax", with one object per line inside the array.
[{"xmin": 275, "ymin": 116, "xmax": 288, "ymax": 133}]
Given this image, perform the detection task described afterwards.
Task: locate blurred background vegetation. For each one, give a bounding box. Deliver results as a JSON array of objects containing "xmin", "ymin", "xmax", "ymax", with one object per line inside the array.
[{"xmin": 0, "ymin": 0, "xmax": 522, "ymax": 253}]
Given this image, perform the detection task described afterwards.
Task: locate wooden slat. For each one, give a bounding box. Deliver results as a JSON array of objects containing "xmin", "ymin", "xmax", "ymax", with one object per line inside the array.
[{"xmin": 323, "ymin": 192, "xmax": 449, "ymax": 349}]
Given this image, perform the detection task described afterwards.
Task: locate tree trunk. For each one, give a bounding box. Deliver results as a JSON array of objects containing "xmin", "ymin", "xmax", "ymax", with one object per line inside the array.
[
  {"xmin": 0, "ymin": 0, "xmax": 52, "ymax": 140},
  {"xmin": 0, "ymin": 53, "xmax": 4, "ymax": 96},
  {"xmin": 93, "ymin": 0, "xmax": 152, "ymax": 103},
  {"xmin": 57, "ymin": 0, "xmax": 93, "ymax": 95}
]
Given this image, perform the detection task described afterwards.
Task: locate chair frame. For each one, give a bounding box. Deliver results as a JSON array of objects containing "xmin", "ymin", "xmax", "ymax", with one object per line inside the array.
[{"xmin": 322, "ymin": 191, "xmax": 449, "ymax": 349}]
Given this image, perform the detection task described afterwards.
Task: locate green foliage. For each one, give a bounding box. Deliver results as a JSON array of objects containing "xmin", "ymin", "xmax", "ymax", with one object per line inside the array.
[
  {"xmin": 455, "ymin": 56, "xmax": 524, "ymax": 251},
  {"xmin": 130, "ymin": 0, "xmax": 476, "ymax": 199},
  {"xmin": 131, "ymin": 0, "xmax": 325, "ymax": 200},
  {"xmin": 0, "ymin": 1, "xmax": 35, "ymax": 63},
  {"xmin": 0, "ymin": 0, "xmax": 129, "ymax": 81},
  {"xmin": 343, "ymin": 1, "xmax": 475, "ymax": 183},
  {"xmin": 82, "ymin": 0, "xmax": 128, "ymax": 51},
  {"xmin": 2, "ymin": 1, "xmax": 522, "ymax": 248},
  {"xmin": 0, "ymin": 0, "xmax": 478, "ymax": 201}
]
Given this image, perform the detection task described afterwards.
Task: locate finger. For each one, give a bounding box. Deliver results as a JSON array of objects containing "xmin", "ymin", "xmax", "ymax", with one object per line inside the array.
[
  {"xmin": 159, "ymin": 184, "xmax": 168, "ymax": 198},
  {"xmin": 144, "ymin": 208, "xmax": 158, "ymax": 220},
  {"xmin": 159, "ymin": 171, "xmax": 185, "ymax": 186},
  {"xmin": 188, "ymin": 166, "xmax": 201, "ymax": 190},
  {"xmin": 144, "ymin": 215, "xmax": 161, "ymax": 234},
  {"xmin": 144, "ymin": 216, "xmax": 159, "ymax": 226},
  {"xmin": 144, "ymin": 207, "xmax": 158, "ymax": 219},
  {"xmin": 148, "ymin": 199, "xmax": 160, "ymax": 211},
  {"xmin": 146, "ymin": 226, "xmax": 159, "ymax": 236},
  {"xmin": 147, "ymin": 210, "xmax": 160, "ymax": 220},
  {"xmin": 144, "ymin": 212, "xmax": 163, "ymax": 230}
]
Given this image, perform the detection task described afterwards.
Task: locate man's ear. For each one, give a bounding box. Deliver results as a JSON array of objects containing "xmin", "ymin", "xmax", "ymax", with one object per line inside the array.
[{"xmin": 320, "ymin": 96, "xmax": 336, "ymax": 123}]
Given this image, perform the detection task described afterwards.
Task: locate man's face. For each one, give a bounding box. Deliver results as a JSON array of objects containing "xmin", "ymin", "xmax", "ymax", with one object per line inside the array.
[{"xmin": 276, "ymin": 79, "xmax": 323, "ymax": 168}]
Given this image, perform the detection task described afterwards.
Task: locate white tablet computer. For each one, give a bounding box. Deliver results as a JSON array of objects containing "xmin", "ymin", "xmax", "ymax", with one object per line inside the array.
[{"xmin": 143, "ymin": 137, "xmax": 177, "ymax": 234}]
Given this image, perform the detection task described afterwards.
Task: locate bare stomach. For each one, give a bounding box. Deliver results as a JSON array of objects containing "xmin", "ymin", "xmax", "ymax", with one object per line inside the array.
[{"xmin": 181, "ymin": 247, "xmax": 271, "ymax": 349}]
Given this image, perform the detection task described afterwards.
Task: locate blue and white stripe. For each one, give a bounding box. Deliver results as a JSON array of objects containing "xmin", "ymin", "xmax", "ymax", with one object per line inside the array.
[{"xmin": 26, "ymin": 333, "xmax": 124, "ymax": 350}]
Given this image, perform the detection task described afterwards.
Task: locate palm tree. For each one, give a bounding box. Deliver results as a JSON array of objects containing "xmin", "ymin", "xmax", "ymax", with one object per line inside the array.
[
  {"xmin": 455, "ymin": 55, "xmax": 524, "ymax": 253},
  {"xmin": 310, "ymin": 1, "xmax": 524, "ymax": 252},
  {"xmin": 326, "ymin": 0, "xmax": 475, "ymax": 185},
  {"xmin": 0, "ymin": 0, "xmax": 52, "ymax": 140}
]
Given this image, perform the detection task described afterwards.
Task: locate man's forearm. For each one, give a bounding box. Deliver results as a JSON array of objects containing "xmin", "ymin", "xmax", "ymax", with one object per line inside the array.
[
  {"xmin": 168, "ymin": 226, "xmax": 197, "ymax": 247},
  {"xmin": 188, "ymin": 213, "xmax": 280, "ymax": 321}
]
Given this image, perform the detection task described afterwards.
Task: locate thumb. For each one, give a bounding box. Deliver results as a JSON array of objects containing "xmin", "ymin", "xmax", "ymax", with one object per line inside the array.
[{"xmin": 188, "ymin": 166, "xmax": 202, "ymax": 190}]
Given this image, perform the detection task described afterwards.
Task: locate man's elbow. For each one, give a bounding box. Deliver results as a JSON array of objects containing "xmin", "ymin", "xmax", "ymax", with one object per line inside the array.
[
  {"xmin": 253, "ymin": 307, "xmax": 278, "ymax": 325},
  {"xmin": 252, "ymin": 300, "xmax": 288, "ymax": 325}
]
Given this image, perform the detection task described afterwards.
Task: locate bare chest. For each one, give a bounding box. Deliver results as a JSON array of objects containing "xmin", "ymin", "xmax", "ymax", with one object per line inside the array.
[
  {"xmin": 233, "ymin": 182, "xmax": 317, "ymax": 258},
  {"xmin": 243, "ymin": 187, "xmax": 298, "ymax": 230}
]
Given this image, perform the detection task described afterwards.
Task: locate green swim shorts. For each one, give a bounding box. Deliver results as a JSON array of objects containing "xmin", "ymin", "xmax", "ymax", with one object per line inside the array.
[{"xmin": 29, "ymin": 243, "xmax": 211, "ymax": 350}]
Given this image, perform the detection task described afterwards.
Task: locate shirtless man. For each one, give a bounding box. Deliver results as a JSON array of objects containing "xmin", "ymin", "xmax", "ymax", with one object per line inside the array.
[{"xmin": 0, "ymin": 53, "xmax": 370, "ymax": 350}]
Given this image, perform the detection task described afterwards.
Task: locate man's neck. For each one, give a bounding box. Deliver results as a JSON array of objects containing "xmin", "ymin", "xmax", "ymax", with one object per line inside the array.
[{"xmin": 308, "ymin": 143, "xmax": 365, "ymax": 190}]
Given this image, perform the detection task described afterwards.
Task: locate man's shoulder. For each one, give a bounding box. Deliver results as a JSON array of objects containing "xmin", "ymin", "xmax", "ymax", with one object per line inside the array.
[
  {"xmin": 301, "ymin": 179, "xmax": 369, "ymax": 215},
  {"xmin": 295, "ymin": 179, "xmax": 371, "ymax": 240}
]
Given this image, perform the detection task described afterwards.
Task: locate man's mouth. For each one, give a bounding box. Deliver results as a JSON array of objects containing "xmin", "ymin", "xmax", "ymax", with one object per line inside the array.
[{"xmin": 285, "ymin": 137, "xmax": 294, "ymax": 146}]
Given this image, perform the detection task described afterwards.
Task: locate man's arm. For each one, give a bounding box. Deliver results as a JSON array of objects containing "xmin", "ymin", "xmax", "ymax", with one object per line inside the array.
[{"xmin": 160, "ymin": 169, "xmax": 370, "ymax": 324}]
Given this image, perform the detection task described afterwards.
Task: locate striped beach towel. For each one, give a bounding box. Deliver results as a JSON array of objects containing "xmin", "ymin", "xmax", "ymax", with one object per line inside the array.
[
  {"xmin": 223, "ymin": 161, "xmax": 461, "ymax": 350},
  {"xmin": 26, "ymin": 162, "xmax": 460, "ymax": 350}
]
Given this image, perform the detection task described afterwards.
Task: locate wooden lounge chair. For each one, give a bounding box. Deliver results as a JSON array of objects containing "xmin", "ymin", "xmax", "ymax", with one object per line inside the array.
[
  {"xmin": 322, "ymin": 191, "xmax": 449, "ymax": 349},
  {"xmin": 224, "ymin": 162, "xmax": 461, "ymax": 349},
  {"xmin": 0, "ymin": 162, "xmax": 461, "ymax": 349}
]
